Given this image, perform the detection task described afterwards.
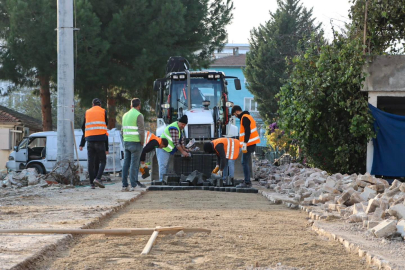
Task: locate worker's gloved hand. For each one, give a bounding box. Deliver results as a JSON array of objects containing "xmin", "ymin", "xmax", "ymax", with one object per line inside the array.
[
  {"xmin": 212, "ymin": 165, "xmax": 220, "ymax": 174},
  {"xmin": 181, "ymin": 152, "xmax": 192, "ymax": 158},
  {"xmin": 211, "ymin": 170, "xmax": 222, "ymax": 179},
  {"xmin": 242, "ymin": 142, "xmax": 247, "ymax": 153}
]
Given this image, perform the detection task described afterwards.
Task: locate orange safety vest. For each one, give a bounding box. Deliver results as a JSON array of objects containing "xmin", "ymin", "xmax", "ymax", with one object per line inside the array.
[
  {"xmin": 239, "ymin": 114, "xmax": 260, "ymax": 146},
  {"xmin": 144, "ymin": 131, "xmax": 162, "ymax": 146},
  {"xmin": 212, "ymin": 138, "xmax": 240, "ymax": 160},
  {"xmin": 85, "ymin": 106, "xmax": 108, "ymax": 137}
]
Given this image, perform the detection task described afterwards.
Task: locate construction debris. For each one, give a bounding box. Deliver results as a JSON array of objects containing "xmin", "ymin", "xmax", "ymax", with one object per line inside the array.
[
  {"xmin": 256, "ymin": 160, "xmax": 405, "ymax": 240},
  {"xmin": 1, "ymin": 168, "xmax": 42, "ymax": 188},
  {"xmin": 1, "ymin": 160, "xmax": 81, "ymax": 189}
]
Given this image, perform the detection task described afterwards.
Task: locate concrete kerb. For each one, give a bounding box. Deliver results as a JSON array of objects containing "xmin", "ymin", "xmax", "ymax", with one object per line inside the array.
[
  {"xmin": 10, "ymin": 190, "xmax": 147, "ymax": 270},
  {"xmin": 258, "ymin": 190, "xmax": 394, "ymax": 270}
]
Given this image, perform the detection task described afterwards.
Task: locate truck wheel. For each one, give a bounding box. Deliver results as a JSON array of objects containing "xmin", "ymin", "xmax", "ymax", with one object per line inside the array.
[{"xmin": 27, "ymin": 163, "xmax": 44, "ymax": 174}]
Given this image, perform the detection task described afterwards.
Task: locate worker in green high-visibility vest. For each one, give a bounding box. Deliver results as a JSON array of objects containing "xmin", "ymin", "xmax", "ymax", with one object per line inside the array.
[
  {"xmin": 121, "ymin": 98, "xmax": 146, "ymax": 191},
  {"xmin": 157, "ymin": 115, "xmax": 190, "ymax": 182}
]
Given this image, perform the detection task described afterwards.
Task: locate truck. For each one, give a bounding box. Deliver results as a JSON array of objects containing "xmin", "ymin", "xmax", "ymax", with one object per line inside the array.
[
  {"xmin": 6, "ymin": 129, "xmax": 124, "ymax": 174},
  {"xmin": 151, "ymin": 56, "xmax": 249, "ymax": 180}
]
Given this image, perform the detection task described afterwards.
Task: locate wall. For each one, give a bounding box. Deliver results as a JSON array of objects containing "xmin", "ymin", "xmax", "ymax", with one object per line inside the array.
[
  {"xmin": 362, "ymin": 56, "xmax": 405, "ymax": 174},
  {"xmin": 0, "ymin": 125, "xmax": 15, "ymax": 170}
]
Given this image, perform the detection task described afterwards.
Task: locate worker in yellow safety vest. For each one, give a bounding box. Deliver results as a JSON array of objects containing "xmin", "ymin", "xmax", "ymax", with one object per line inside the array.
[
  {"xmin": 79, "ymin": 98, "xmax": 109, "ymax": 189},
  {"xmin": 121, "ymin": 98, "xmax": 145, "ymax": 191},
  {"xmin": 231, "ymin": 105, "xmax": 260, "ymax": 188},
  {"xmin": 139, "ymin": 131, "xmax": 169, "ymax": 179},
  {"xmin": 203, "ymin": 138, "xmax": 240, "ymax": 182}
]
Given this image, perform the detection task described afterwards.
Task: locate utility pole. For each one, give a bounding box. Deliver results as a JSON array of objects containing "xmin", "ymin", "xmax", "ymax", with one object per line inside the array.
[{"xmin": 56, "ymin": 0, "xmax": 75, "ymax": 164}]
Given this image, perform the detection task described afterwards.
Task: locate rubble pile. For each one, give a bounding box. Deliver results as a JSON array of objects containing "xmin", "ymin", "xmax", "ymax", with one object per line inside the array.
[
  {"xmin": 1, "ymin": 168, "xmax": 42, "ymax": 188},
  {"xmin": 256, "ymin": 161, "xmax": 405, "ymax": 239},
  {"xmin": 1, "ymin": 161, "xmax": 81, "ymax": 189}
]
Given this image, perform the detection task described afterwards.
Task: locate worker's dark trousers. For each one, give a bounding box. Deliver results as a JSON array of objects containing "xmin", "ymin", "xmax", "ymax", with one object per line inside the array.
[
  {"xmin": 241, "ymin": 145, "xmax": 256, "ymax": 184},
  {"xmin": 87, "ymin": 141, "xmax": 107, "ymax": 185}
]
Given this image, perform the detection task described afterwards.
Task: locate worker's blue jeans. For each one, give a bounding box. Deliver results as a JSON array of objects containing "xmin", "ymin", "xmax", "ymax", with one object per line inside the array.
[
  {"xmin": 223, "ymin": 159, "xmax": 235, "ymax": 180},
  {"xmin": 156, "ymin": 148, "xmax": 171, "ymax": 182},
  {"xmin": 122, "ymin": 142, "xmax": 142, "ymax": 188},
  {"xmin": 241, "ymin": 145, "xmax": 256, "ymax": 184}
]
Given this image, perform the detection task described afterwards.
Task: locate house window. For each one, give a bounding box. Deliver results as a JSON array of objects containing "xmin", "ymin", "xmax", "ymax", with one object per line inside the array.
[{"xmin": 244, "ymin": 97, "xmax": 258, "ymax": 112}]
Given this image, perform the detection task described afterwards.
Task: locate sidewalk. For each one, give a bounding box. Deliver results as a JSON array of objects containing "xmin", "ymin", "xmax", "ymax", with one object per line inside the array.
[{"xmin": 0, "ymin": 179, "xmax": 145, "ymax": 270}]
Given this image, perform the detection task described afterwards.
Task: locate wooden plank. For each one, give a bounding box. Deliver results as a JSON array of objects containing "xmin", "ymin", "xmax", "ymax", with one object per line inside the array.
[
  {"xmin": 0, "ymin": 229, "xmax": 136, "ymax": 235},
  {"xmin": 155, "ymin": 226, "xmax": 184, "ymax": 232},
  {"xmin": 141, "ymin": 228, "xmax": 160, "ymax": 255},
  {"xmin": 0, "ymin": 227, "xmax": 211, "ymax": 235}
]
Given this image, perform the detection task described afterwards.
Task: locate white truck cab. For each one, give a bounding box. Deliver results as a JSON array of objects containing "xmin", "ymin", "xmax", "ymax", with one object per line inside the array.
[{"xmin": 6, "ymin": 129, "xmax": 124, "ymax": 174}]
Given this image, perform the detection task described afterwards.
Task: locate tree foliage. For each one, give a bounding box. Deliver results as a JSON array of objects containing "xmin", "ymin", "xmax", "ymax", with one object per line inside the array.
[
  {"xmin": 349, "ymin": 0, "xmax": 405, "ymax": 54},
  {"xmin": 278, "ymin": 34, "xmax": 375, "ymax": 173},
  {"xmin": 0, "ymin": 0, "xmax": 234, "ymax": 129},
  {"xmin": 78, "ymin": 0, "xmax": 234, "ymax": 127},
  {"xmin": 244, "ymin": 0, "xmax": 322, "ymax": 120},
  {"xmin": 0, "ymin": 0, "xmax": 58, "ymax": 130}
]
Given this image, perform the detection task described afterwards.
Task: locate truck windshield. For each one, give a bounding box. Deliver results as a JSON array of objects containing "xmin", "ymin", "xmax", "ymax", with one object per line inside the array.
[
  {"xmin": 172, "ymin": 78, "xmax": 223, "ymax": 110},
  {"xmin": 18, "ymin": 137, "xmax": 29, "ymax": 150}
]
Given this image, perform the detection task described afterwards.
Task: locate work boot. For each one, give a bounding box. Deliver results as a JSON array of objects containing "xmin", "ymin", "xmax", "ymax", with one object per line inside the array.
[
  {"xmin": 141, "ymin": 167, "xmax": 150, "ymax": 179},
  {"xmin": 129, "ymin": 187, "xmax": 136, "ymax": 192},
  {"xmin": 94, "ymin": 179, "xmax": 105, "ymax": 188},
  {"xmin": 121, "ymin": 186, "xmax": 129, "ymax": 192},
  {"xmin": 236, "ymin": 182, "xmax": 252, "ymax": 188},
  {"xmin": 136, "ymin": 181, "xmax": 146, "ymax": 188}
]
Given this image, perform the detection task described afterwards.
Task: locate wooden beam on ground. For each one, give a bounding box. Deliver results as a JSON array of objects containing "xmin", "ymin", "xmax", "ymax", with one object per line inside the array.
[
  {"xmin": 0, "ymin": 227, "xmax": 211, "ymax": 235},
  {"xmin": 141, "ymin": 230, "xmax": 160, "ymax": 255}
]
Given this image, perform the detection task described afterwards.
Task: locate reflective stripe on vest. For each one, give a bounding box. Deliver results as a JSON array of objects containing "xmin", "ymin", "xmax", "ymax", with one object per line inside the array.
[
  {"xmin": 85, "ymin": 106, "xmax": 108, "ymax": 137},
  {"xmin": 161, "ymin": 122, "xmax": 180, "ymax": 153},
  {"xmin": 213, "ymin": 138, "xmax": 240, "ymax": 160},
  {"xmin": 144, "ymin": 131, "xmax": 162, "ymax": 147},
  {"xmin": 122, "ymin": 109, "xmax": 141, "ymax": 142},
  {"xmin": 239, "ymin": 114, "xmax": 261, "ymax": 146}
]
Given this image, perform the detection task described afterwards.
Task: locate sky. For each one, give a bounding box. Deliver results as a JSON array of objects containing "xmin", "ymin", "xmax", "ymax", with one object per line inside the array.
[{"xmin": 226, "ymin": 0, "xmax": 353, "ymax": 44}]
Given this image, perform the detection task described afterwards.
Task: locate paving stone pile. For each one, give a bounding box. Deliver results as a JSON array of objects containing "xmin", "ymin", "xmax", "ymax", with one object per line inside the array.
[{"xmin": 256, "ymin": 160, "xmax": 405, "ymax": 239}]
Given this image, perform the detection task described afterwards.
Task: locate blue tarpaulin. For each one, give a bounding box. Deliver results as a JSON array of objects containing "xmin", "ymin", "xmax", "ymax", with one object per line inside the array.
[{"xmin": 369, "ymin": 103, "xmax": 405, "ymax": 177}]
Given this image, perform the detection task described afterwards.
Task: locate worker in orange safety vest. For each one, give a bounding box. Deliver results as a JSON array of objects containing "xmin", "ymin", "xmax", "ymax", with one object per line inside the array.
[
  {"xmin": 79, "ymin": 98, "xmax": 109, "ymax": 189},
  {"xmin": 203, "ymin": 138, "xmax": 240, "ymax": 181},
  {"xmin": 139, "ymin": 131, "xmax": 169, "ymax": 179},
  {"xmin": 231, "ymin": 105, "xmax": 260, "ymax": 188}
]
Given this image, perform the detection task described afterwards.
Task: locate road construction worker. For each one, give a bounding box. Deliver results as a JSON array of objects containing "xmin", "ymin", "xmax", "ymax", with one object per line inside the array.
[
  {"xmin": 203, "ymin": 138, "xmax": 240, "ymax": 181},
  {"xmin": 156, "ymin": 115, "xmax": 189, "ymax": 182},
  {"xmin": 139, "ymin": 131, "xmax": 169, "ymax": 179},
  {"xmin": 79, "ymin": 98, "xmax": 109, "ymax": 189},
  {"xmin": 121, "ymin": 98, "xmax": 145, "ymax": 191},
  {"xmin": 231, "ymin": 105, "xmax": 260, "ymax": 188}
]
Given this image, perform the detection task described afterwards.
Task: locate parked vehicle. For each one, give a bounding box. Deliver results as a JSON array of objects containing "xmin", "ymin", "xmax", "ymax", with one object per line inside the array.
[{"xmin": 6, "ymin": 129, "xmax": 124, "ymax": 174}]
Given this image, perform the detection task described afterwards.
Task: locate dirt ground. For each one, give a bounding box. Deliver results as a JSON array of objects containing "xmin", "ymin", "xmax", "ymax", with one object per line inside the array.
[
  {"xmin": 44, "ymin": 191, "xmax": 371, "ymax": 270},
  {"xmin": 0, "ymin": 180, "xmax": 144, "ymax": 269}
]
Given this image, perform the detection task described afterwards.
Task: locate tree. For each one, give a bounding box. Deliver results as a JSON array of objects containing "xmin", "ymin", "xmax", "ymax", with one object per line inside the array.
[
  {"xmin": 244, "ymin": 0, "xmax": 322, "ymax": 120},
  {"xmin": 0, "ymin": 0, "xmax": 104, "ymax": 131},
  {"xmin": 77, "ymin": 0, "xmax": 234, "ymax": 128},
  {"xmin": 0, "ymin": 0, "xmax": 234, "ymax": 130},
  {"xmin": 0, "ymin": 0, "xmax": 57, "ymax": 131},
  {"xmin": 277, "ymin": 34, "xmax": 375, "ymax": 173},
  {"xmin": 349, "ymin": 0, "xmax": 405, "ymax": 54}
]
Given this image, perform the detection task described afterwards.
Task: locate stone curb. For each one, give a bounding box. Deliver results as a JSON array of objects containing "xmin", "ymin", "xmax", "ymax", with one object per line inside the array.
[
  {"xmin": 10, "ymin": 190, "xmax": 146, "ymax": 270},
  {"xmin": 258, "ymin": 190, "xmax": 395, "ymax": 270}
]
